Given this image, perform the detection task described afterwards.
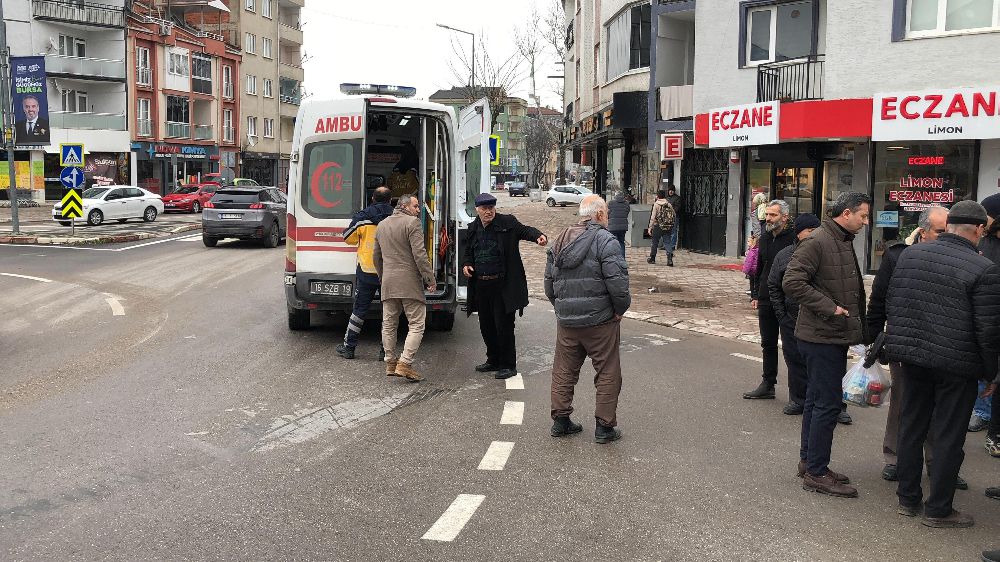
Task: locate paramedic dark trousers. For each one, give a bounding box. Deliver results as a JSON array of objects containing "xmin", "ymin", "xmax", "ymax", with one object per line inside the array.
[
  {"xmin": 799, "ymin": 342, "xmax": 848, "ymax": 476},
  {"xmin": 476, "ymin": 278, "xmax": 516, "ymax": 370},
  {"xmin": 896, "ymin": 363, "xmax": 978, "ymax": 517},
  {"xmin": 344, "ymin": 268, "xmax": 380, "ymax": 348}
]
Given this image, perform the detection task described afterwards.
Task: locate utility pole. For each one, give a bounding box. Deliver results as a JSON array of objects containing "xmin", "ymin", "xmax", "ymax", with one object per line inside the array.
[
  {"xmin": 0, "ymin": 0, "xmax": 20, "ymax": 234},
  {"xmin": 436, "ymin": 24, "xmax": 475, "ymax": 92}
]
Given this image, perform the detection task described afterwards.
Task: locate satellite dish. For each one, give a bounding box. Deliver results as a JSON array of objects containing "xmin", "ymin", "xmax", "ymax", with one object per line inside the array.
[
  {"xmin": 247, "ymin": 135, "xmax": 258, "ymax": 147},
  {"xmin": 47, "ymin": 37, "xmax": 57, "ymax": 52}
]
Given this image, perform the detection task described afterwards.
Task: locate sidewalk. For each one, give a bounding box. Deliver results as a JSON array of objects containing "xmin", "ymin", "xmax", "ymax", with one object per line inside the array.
[
  {"xmin": 0, "ymin": 203, "xmax": 201, "ymax": 245},
  {"xmin": 499, "ymin": 198, "xmax": 762, "ymax": 343}
]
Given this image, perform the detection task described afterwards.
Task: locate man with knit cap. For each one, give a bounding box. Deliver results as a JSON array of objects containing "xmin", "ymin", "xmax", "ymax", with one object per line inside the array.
[
  {"xmin": 974, "ymin": 194, "xmax": 1000, "ymax": 458},
  {"xmin": 887, "ymin": 200, "xmax": 1000, "ymax": 528}
]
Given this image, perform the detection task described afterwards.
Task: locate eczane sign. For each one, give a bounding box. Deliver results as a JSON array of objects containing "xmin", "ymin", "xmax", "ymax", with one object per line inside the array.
[
  {"xmin": 707, "ymin": 101, "xmax": 779, "ymax": 148},
  {"xmin": 873, "ymin": 87, "xmax": 1000, "ymax": 141}
]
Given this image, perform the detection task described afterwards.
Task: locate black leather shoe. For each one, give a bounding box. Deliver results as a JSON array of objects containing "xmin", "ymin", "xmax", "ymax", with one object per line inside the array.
[
  {"xmin": 743, "ymin": 381, "xmax": 775, "ymax": 399},
  {"xmin": 494, "ymin": 368, "xmax": 517, "ymax": 380},
  {"xmin": 986, "ymin": 486, "xmax": 1000, "ymax": 500},
  {"xmin": 667, "ymin": 254, "xmax": 674, "ymax": 267},
  {"xmin": 982, "ymin": 549, "xmax": 1000, "ymax": 562},
  {"xmin": 595, "ymin": 423, "xmax": 622, "ymax": 444},
  {"xmin": 551, "ymin": 416, "xmax": 582, "ymax": 437},
  {"xmin": 956, "ymin": 475, "xmax": 969, "ymax": 490},
  {"xmin": 783, "ymin": 401, "xmax": 804, "ymax": 415},
  {"xmin": 882, "ymin": 464, "xmax": 898, "ymax": 481},
  {"xmin": 646, "ymin": 257, "xmax": 655, "ymax": 264},
  {"xmin": 837, "ymin": 410, "xmax": 853, "ymax": 425},
  {"xmin": 475, "ymin": 362, "xmax": 500, "ymax": 372},
  {"xmin": 335, "ymin": 344, "xmax": 355, "ymax": 359}
]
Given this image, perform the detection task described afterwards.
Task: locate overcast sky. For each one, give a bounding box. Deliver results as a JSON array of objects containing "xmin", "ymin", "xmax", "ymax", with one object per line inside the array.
[{"xmin": 301, "ymin": 0, "xmax": 564, "ymax": 108}]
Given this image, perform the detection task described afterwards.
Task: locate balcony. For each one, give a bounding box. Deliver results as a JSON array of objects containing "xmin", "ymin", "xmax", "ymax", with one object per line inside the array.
[
  {"xmin": 32, "ymin": 0, "xmax": 125, "ymax": 29},
  {"xmin": 278, "ymin": 19, "xmax": 304, "ymax": 45},
  {"xmin": 137, "ymin": 118, "xmax": 151, "ymax": 137},
  {"xmin": 657, "ymin": 85, "xmax": 693, "ymax": 121},
  {"xmin": 165, "ymin": 122, "xmax": 190, "ymax": 138},
  {"xmin": 223, "ymin": 126, "xmax": 235, "ymax": 143},
  {"xmin": 279, "ymin": 92, "xmax": 301, "ymax": 105},
  {"xmin": 193, "ymin": 125, "xmax": 213, "ymax": 140},
  {"xmin": 757, "ymin": 54, "xmax": 825, "ymax": 103},
  {"xmin": 45, "ymin": 53, "xmax": 126, "ymax": 82},
  {"xmin": 49, "ymin": 110, "xmax": 126, "ymax": 130}
]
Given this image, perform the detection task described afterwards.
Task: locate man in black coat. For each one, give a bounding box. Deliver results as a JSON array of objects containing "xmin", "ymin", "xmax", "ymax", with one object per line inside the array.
[
  {"xmin": 743, "ymin": 200, "xmax": 796, "ymax": 401},
  {"xmin": 463, "ymin": 193, "xmax": 547, "ymax": 380},
  {"xmin": 887, "ymin": 200, "xmax": 1000, "ymax": 528}
]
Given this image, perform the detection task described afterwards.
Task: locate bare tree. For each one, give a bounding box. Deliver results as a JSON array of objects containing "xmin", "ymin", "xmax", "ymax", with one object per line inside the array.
[
  {"xmin": 542, "ymin": 0, "xmax": 567, "ymax": 62},
  {"xmin": 445, "ymin": 34, "xmax": 524, "ymax": 132},
  {"xmin": 514, "ymin": 9, "xmax": 544, "ymax": 108},
  {"xmin": 523, "ymin": 112, "xmax": 561, "ymax": 189}
]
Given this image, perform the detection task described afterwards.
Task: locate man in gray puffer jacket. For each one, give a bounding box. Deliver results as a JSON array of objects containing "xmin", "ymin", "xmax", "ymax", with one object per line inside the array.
[{"xmin": 545, "ymin": 195, "xmax": 631, "ymax": 444}]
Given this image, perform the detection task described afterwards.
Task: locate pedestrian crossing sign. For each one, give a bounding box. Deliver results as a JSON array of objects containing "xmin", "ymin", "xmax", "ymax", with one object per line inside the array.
[{"xmin": 60, "ymin": 143, "xmax": 85, "ymax": 167}]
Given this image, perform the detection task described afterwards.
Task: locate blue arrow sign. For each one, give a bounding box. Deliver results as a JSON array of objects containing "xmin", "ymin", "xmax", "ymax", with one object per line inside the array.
[{"xmin": 60, "ymin": 166, "xmax": 84, "ymax": 189}]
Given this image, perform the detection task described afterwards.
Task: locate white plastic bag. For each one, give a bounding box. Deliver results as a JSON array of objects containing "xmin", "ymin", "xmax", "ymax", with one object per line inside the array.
[{"xmin": 842, "ymin": 345, "xmax": 891, "ymax": 408}]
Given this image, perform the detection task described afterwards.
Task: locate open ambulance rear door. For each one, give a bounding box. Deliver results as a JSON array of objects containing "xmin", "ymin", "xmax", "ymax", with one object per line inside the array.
[{"xmin": 455, "ymin": 98, "xmax": 493, "ymax": 304}]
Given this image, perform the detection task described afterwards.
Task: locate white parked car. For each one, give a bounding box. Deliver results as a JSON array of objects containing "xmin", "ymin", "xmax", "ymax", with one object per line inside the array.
[
  {"xmin": 545, "ymin": 184, "xmax": 592, "ymax": 207},
  {"xmin": 52, "ymin": 186, "xmax": 164, "ymax": 226}
]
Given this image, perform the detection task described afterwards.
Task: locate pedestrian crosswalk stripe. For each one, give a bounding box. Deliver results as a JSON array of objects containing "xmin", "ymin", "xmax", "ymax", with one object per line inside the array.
[
  {"xmin": 421, "ymin": 494, "xmax": 485, "ymax": 542},
  {"xmin": 505, "ymin": 373, "xmax": 524, "ymax": 390},
  {"xmin": 500, "ymin": 401, "xmax": 524, "ymax": 425},
  {"xmin": 477, "ymin": 441, "xmax": 514, "ymax": 471},
  {"xmin": 731, "ymin": 353, "xmax": 763, "ymax": 363}
]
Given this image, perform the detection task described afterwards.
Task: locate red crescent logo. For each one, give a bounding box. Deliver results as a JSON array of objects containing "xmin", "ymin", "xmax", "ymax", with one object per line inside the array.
[{"xmin": 310, "ymin": 161, "xmax": 344, "ymax": 209}]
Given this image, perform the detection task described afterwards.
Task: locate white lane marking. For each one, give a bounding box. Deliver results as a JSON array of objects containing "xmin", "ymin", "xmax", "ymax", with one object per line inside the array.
[
  {"xmin": 0, "ymin": 272, "xmax": 53, "ymax": 283},
  {"xmin": 103, "ymin": 293, "xmax": 125, "ymax": 316},
  {"xmin": 421, "ymin": 494, "xmax": 486, "ymax": 542},
  {"xmin": 732, "ymin": 353, "xmax": 764, "ymax": 363},
  {"xmin": 0, "ymin": 233, "xmax": 201, "ymax": 252},
  {"xmin": 478, "ymin": 441, "xmax": 515, "ymax": 471},
  {"xmin": 505, "ymin": 373, "xmax": 524, "ymax": 390},
  {"xmin": 644, "ymin": 333, "xmax": 681, "ymax": 342},
  {"xmin": 500, "ymin": 401, "xmax": 524, "ymax": 425}
]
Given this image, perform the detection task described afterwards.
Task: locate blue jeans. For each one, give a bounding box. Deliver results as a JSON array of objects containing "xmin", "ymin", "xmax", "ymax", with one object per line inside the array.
[
  {"xmin": 344, "ymin": 268, "xmax": 380, "ymax": 348},
  {"xmin": 974, "ymin": 380, "xmax": 992, "ymax": 420},
  {"xmin": 660, "ymin": 219, "xmax": 679, "ymax": 255},
  {"xmin": 799, "ymin": 341, "xmax": 849, "ymax": 476},
  {"xmin": 611, "ymin": 230, "xmax": 626, "ymax": 257}
]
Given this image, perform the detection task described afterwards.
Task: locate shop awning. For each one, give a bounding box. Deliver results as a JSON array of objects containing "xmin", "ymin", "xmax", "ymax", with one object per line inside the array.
[{"xmin": 694, "ymin": 98, "xmax": 873, "ymax": 147}]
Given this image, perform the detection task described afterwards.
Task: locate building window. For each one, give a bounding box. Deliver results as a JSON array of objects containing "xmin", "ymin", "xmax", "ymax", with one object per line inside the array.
[
  {"xmin": 61, "ymin": 89, "xmax": 87, "ymax": 112},
  {"xmin": 136, "ymin": 47, "xmax": 151, "ymax": 86},
  {"xmin": 263, "ymin": 78, "xmax": 273, "ymax": 98},
  {"xmin": 137, "ymin": 98, "xmax": 151, "ymax": 137},
  {"xmin": 191, "ymin": 54, "xmax": 212, "ymax": 95},
  {"xmin": 166, "ymin": 95, "xmax": 190, "ymax": 138},
  {"xmin": 222, "ymin": 65, "xmax": 233, "ymax": 99},
  {"xmin": 223, "ymin": 109, "xmax": 234, "ymax": 142},
  {"xmin": 264, "ymin": 118, "xmax": 274, "ymax": 138},
  {"xmin": 168, "ymin": 51, "xmax": 189, "ymax": 76},
  {"xmin": 247, "ymin": 116, "xmax": 258, "ymax": 137},
  {"xmin": 741, "ymin": 1, "xmax": 816, "ymax": 66},
  {"xmin": 245, "ymin": 33, "xmax": 256, "ymax": 54},
  {"xmin": 907, "ymin": 0, "xmax": 999, "ymax": 36},
  {"xmin": 262, "ymin": 0, "xmax": 272, "ymax": 18},
  {"xmin": 605, "ymin": 2, "xmax": 651, "ymax": 81},
  {"xmin": 246, "ymin": 0, "xmax": 255, "ymax": 12},
  {"xmin": 246, "ymin": 74, "xmax": 257, "ymax": 95},
  {"xmin": 262, "ymin": 37, "xmax": 273, "ymax": 59},
  {"xmin": 58, "ymin": 34, "xmax": 86, "ymax": 57}
]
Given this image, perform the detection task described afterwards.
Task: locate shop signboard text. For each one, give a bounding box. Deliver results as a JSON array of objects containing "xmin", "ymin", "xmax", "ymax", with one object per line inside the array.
[
  {"xmin": 706, "ymin": 101, "xmax": 779, "ymax": 148},
  {"xmin": 874, "ymin": 88, "xmax": 1000, "ymax": 141}
]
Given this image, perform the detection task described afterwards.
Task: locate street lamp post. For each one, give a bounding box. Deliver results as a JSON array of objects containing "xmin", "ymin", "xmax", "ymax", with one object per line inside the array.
[{"xmin": 436, "ymin": 23, "xmax": 475, "ymax": 92}]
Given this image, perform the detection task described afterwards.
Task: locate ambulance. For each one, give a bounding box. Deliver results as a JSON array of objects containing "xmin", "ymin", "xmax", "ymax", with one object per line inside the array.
[{"xmin": 283, "ymin": 84, "xmax": 492, "ymax": 331}]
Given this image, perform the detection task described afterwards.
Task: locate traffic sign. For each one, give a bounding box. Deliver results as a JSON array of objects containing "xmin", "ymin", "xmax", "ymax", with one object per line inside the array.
[
  {"xmin": 60, "ymin": 166, "xmax": 84, "ymax": 189},
  {"xmin": 60, "ymin": 143, "xmax": 85, "ymax": 167},
  {"xmin": 60, "ymin": 188, "xmax": 83, "ymax": 219},
  {"xmin": 489, "ymin": 135, "xmax": 500, "ymax": 166}
]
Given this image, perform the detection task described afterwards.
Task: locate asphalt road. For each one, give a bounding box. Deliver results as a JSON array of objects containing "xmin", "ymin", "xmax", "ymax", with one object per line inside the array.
[{"xmin": 1, "ymin": 235, "xmax": 998, "ymax": 561}]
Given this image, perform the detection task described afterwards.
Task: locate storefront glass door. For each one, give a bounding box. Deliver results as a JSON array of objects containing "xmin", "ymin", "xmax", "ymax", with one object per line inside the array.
[{"xmin": 775, "ymin": 166, "xmax": 816, "ymax": 217}]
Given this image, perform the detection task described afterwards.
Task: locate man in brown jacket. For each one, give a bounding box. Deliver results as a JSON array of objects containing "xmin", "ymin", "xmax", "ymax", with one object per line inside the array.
[
  {"xmin": 783, "ymin": 191, "xmax": 870, "ymax": 499},
  {"xmin": 373, "ymin": 195, "xmax": 436, "ymax": 382}
]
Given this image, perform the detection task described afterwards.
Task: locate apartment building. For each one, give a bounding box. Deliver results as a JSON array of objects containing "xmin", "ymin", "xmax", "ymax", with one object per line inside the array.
[
  {"xmin": 4, "ymin": 0, "xmax": 130, "ymax": 201},
  {"xmin": 562, "ymin": 0, "xmax": 654, "ymax": 199},
  {"xmin": 222, "ymin": 0, "xmax": 304, "ymax": 189},
  {"xmin": 126, "ymin": 1, "xmax": 241, "ymax": 194},
  {"xmin": 691, "ymin": 0, "xmax": 1000, "ymax": 267}
]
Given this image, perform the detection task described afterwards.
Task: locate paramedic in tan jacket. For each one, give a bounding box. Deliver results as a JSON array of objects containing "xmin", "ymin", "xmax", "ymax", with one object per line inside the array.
[{"xmin": 373, "ymin": 194, "xmax": 436, "ymax": 381}]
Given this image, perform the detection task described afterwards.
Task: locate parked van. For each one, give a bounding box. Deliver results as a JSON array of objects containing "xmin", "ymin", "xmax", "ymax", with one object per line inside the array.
[{"xmin": 283, "ymin": 84, "xmax": 492, "ymax": 331}]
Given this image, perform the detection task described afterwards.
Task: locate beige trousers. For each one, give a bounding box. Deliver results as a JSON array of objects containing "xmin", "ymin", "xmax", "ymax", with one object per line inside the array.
[{"xmin": 381, "ymin": 298, "xmax": 426, "ymax": 366}]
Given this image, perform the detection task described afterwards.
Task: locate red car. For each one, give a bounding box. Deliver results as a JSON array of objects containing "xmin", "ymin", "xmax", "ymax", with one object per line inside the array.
[{"xmin": 162, "ymin": 183, "xmax": 220, "ymax": 213}]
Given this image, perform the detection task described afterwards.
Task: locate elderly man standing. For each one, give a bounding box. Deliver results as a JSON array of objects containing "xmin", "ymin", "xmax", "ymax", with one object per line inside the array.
[
  {"xmin": 887, "ymin": 200, "xmax": 1000, "ymax": 528},
  {"xmin": 545, "ymin": 195, "xmax": 631, "ymax": 444},
  {"xmin": 463, "ymin": 193, "xmax": 547, "ymax": 380},
  {"xmin": 373, "ymin": 195, "xmax": 436, "ymax": 382},
  {"xmin": 783, "ymin": 192, "xmax": 871, "ymax": 498}
]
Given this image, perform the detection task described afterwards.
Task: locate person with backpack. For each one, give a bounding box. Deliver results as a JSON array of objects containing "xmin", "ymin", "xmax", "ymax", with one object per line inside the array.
[{"xmin": 646, "ymin": 190, "xmax": 676, "ymax": 266}]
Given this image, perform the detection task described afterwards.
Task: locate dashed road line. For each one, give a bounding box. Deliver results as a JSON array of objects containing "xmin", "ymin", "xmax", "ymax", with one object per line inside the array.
[
  {"xmin": 505, "ymin": 373, "xmax": 524, "ymax": 390},
  {"xmin": 0, "ymin": 272, "xmax": 53, "ymax": 283},
  {"xmin": 477, "ymin": 441, "xmax": 515, "ymax": 471},
  {"xmin": 500, "ymin": 401, "xmax": 524, "ymax": 425},
  {"xmin": 731, "ymin": 353, "xmax": 763, "ymax": 363},
  {"xmin": 421, "ymin": 494, "xmax": 486, "ymax": 542},
  {"xmin": 104, "ymin": 294, "xmax": 125, "ymax": 316}
]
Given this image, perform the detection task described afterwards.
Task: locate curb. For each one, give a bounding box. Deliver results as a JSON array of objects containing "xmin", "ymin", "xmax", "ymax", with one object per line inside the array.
[{"xmin": 0, "ymin": 224, "xmax": 201, "ymax": 246}]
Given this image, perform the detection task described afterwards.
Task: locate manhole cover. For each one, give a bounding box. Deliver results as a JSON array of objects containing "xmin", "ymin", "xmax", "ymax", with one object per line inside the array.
[{"xmin": 668, "ymin": 299, "xmax": 718, "ymax": 309}]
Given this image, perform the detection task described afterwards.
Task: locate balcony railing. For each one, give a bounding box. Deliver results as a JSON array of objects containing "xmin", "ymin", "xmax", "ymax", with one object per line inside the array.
[
  {"xmin": 279, "ymin": 92, "xmax": 301, "ymax": 105},
  {"xmin": 223, "ymin": 81, "xmax": 234, "ymax": 99},
  {"xmin": 137, "ymin": 118, "xmax": 152, "ymax": 136},
  {"xmin": 165, "ymin": 122, "xmax": 190, "ymax": 138},
  {"xmin": 46, "ymin": 53, "xmax": 126, "ymax": 81},
  {"xmin": 756, "ymin": 54, "xmax": 825, "ymax": 103},
  {"xmin": 223, "ymin": 126, "xmax": 235, "ymax": 143},
  {"xmin": 32, "ymin": 0, "xmax": 125, "ymax": 29},
  {"xmin": 136, "ymin": 67, "xmax": 151, "ymax": 86},
  {"xmin": 193, "ymin": 125, "xmax": 213, "ymax": 140},
  {"xmin": 657, "ymin": 85, "xmax": 693, "ymax": 121},
  {"xmin": 49, "ymin": 110, "xmax": 126, "ymax": 130}
]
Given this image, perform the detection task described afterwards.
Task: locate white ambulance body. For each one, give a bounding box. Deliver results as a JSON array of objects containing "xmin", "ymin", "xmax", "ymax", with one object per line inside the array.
[{"xmin": 284, "ymin": 89, "xmax": 492, "ymax": 331}]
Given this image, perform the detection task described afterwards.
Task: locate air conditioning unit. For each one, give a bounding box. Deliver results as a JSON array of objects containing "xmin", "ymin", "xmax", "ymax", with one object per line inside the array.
[{"xmin": 159, "ymin": 24, "xmax": 171, "ymax": 36}]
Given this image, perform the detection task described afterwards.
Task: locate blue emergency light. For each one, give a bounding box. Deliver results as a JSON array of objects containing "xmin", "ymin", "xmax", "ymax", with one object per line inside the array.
[{"xmin": 340, "ymin": 83, "xmax": 417, "ymax": 98}]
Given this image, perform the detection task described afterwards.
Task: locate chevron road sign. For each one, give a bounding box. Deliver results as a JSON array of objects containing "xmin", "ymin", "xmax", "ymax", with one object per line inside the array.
[{"xmin": 60, "ymin": 188, "xmax": 82, "ymax": 220}]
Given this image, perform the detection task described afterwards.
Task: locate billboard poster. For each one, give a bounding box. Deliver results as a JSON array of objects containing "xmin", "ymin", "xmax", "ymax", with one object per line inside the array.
[{"xmin": 11, "ymin": 56, "xmax": 50, "ymax": 146}]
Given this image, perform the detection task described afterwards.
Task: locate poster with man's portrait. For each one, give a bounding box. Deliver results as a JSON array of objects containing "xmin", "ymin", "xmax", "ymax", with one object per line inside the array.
[{"xmin": 11, "ymin": 56, "xmax": 50, "ymax": 146}]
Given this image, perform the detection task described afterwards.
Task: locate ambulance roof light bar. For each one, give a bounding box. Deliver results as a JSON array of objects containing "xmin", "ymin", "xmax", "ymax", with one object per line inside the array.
[{"xmin": 340, "ymin": 83, "xmax": 417, "ymax": 98}]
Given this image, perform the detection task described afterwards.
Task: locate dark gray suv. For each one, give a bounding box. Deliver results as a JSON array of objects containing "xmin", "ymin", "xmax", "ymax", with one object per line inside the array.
[{"xmin": 202, "ymin": 187, "xmax": 287, "ymax": 248}]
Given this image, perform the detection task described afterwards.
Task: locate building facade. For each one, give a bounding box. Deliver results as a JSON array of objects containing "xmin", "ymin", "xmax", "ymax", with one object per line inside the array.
[
  {"xmin": 127, "ymin": 1, "xmax": 241, "ymax": 194},
  {"xmin": 4, "ymin": 0, "xmax": 131, "ymax": 201}
]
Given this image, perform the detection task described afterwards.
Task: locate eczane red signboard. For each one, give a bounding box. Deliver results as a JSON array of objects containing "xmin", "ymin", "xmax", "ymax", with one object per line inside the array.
[
  {"xmin": 706, "ymin": 101, "xmax": 780, "ymax": 148},
  {"xmin": 873, "ymin": 87, "xmax": 1000, "ymax": 141},
  {"xmin": 660, "ymin": 133, "xmax": 684, "ymax": 160}
]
